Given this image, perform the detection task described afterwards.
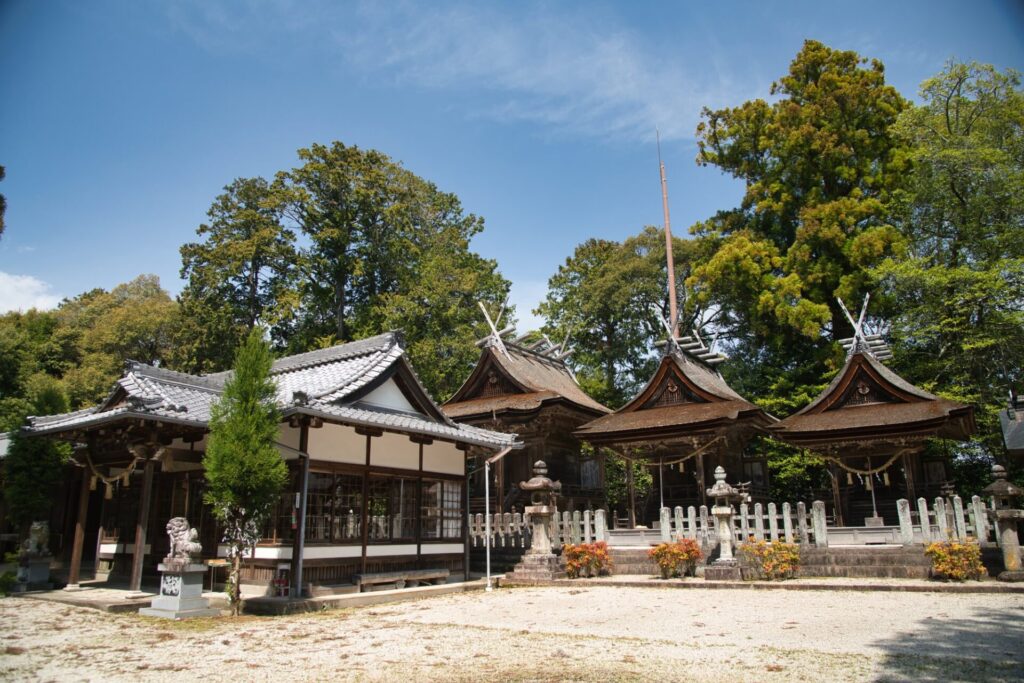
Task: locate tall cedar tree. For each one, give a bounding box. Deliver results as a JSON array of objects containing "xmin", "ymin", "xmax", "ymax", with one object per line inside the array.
[
  {"xmin": 203, "ymin": 328, "xmax": 286, "ymax": 615},
  {"xmin": 177, "ymin": 141, "xmax": 509, "ymax": 399},
  {"xmin": 688, "ymin": 40, "xmax": 909, "ymax": 499}
]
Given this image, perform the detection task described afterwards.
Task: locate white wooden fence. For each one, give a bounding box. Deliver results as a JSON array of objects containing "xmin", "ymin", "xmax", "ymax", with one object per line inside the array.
[{"xmin": 468, "ymin": 494, "xmax": 1002, "ymax": 550}]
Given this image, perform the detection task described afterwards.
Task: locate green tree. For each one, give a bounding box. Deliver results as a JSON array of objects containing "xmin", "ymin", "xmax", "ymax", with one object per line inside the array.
[
  {"xmin": 57, "ymin": 276, "xmax": 179, "ymax": 407},
  {"xmin": 691, "ymin": 39, "xmax": 908, "ymax": 347},
  {"xmin": 202, "ymin": 328, "xmax": 287, "ymax": 615},
  {"xmin": 367, "ymin": 222, "xmax": 510, "ymax": 399},
  {"xmin": 273, "ymin": 141, "xmax": 508, "ymax": 358},
  {"xmin": 875, "ymin": 62, "xmax": 1024, "ymax": 465},
  {"xmin": 2, "ymin": 375, "xmax": 71, "ymax": 531},
  {"xmin": 687, "ymin": 41, "xmax": 911, "ymax": 499},
  {"xmin": 178, "ymin": 141, "xmax": 511, "ymax": 398},
  {"xmin": 537, "ymin": 227, "xmax": 703, "ymax": 407},
  {"xmin": 178, "ymin": 177, "xmax": 300, "ymax": 370}
]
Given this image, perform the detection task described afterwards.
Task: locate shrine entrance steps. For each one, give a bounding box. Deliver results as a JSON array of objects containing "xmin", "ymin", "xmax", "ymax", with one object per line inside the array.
[
  {"xmin": 798, "ymin": 547, "xmax": 932, "ymax": 579},
  {"xmin": 608, "ymin": 544, "xmax": 937, "ymax": 579}
]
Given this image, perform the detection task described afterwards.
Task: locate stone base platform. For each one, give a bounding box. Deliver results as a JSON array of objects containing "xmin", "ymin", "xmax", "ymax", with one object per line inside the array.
[
  {"xmin": 704, "ymin": 561, "xmax": 742, "ymax": 581},
  {"xmin": 138, "ymin": 563, "xmax": 218, "ymax": 620},
  {"xmin": 504, "ymin": 553, "xmax": 566, "ymax": 583}
]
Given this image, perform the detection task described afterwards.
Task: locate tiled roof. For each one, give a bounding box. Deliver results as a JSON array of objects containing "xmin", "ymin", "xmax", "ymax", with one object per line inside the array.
[
  {"xmin": 574, "ymin": 351, "xmax": 774, "ymax": 444},
  {"xmin": 26, "ymin": 332, "xmax": 516, "ymax": 449},
  {"xmin": 770, "ymin": 350, "xmax": 974, "ymax": 446},
  {"xmin": 444, "ymin": 342, "xmax": 609, "ymax": 418}
]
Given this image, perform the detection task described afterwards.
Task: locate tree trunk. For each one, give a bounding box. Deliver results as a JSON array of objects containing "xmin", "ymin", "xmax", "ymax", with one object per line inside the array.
[{"xmin": 230, "ymin": 549, "xmax": 242, "ymax": 617}]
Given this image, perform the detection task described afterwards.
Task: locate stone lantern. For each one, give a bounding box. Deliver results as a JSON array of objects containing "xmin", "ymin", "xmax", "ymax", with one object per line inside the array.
[
  {"xmin": 505, "ymin": 461, "xmax": 567, "ymax": 583},
  {"xmin": 981, "ymin": 465, "xmax": 1024, "ymax": 582},
  {"xmin": 704, "ymin": 466, "xmax": 748, "ymax": 581}
]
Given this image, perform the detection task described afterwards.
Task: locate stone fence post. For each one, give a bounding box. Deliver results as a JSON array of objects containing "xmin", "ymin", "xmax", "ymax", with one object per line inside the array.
[
  {"xmin": 594, "ymin": 509, "xmax": 607, "ymax": 542},
  {"xmin": 811, "ymin": 501, "xmax": 828, "ymax": 548}
]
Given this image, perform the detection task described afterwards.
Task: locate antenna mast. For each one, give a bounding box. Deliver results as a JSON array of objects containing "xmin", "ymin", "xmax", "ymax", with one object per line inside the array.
[{"xmin": 658, "ymin": 129, "xmax": 679, "ymax": 337}]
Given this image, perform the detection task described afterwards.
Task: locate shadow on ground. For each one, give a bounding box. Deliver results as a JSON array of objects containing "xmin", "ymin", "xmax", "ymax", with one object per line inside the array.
[{"xmin": 870, "ymin": 604, "xmax": 1024, "ymax": 682}]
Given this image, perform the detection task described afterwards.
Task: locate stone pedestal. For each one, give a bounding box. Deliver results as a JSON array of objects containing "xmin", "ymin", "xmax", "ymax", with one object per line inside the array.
[
  {"xmin": 505, "ymin": 504, "xmax": 566, "ymax": 582},
  {"xmin": 14, "ymin": 556, "xmax": 53, "ymax": 591},
  {"xmin": 994, "ymin": 511, "xmax": 1024, "ymax": 582},
  {"xmin": 704, "ymin": 560, "xmax": 742, "ymax": 581},
  {"xmin": 139, "ymin": 562, "xmax": 219, "ymax": 619}
]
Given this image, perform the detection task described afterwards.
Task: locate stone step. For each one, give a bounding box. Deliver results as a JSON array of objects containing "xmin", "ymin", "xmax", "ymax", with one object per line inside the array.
[{"xmin": 798, "ymin": 565, "xmax": 930, "ymax": 579}]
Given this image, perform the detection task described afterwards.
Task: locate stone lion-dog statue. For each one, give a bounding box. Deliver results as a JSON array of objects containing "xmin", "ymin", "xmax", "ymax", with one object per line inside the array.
[{"xmin": 165, "ymin": 517, "xmax": 202, "ymax": 563}]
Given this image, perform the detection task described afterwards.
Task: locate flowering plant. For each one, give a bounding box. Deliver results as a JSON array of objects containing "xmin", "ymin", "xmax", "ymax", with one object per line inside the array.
[
  {"xmin": 738, "ymin": 538, "xmax": 800, "ymax": 580},
  {"xmin": 563, "ymin": 542, "xmax": 613, "ymax": 578},
  {"xmin": 924, "ymin": 541, "xmax": 985, "ymax": 581},
  {"xmin": 648, "ymin": 539, "xmax": 703, "ymax": 578}
]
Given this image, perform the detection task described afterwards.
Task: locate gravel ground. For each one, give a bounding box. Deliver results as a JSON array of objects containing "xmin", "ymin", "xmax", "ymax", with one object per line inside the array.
[{"xmin": 2, "ymin": 585, "xmax": 1023, "ymax": 682}]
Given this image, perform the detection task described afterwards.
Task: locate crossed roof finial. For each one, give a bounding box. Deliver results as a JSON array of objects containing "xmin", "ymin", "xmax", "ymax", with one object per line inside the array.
[{"xmin": 836, "ymin": 294, "xmax": 893, "ymax": 362}]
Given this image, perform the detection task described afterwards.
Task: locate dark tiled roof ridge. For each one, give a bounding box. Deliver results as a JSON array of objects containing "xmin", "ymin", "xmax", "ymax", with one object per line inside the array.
[
  {"xmin": 126, "ymin": 363, "xmax": 225, "ymax": 392},
  {"xmin": 270, "ymin": 332, "xmax": 398, "ymax": 374}
]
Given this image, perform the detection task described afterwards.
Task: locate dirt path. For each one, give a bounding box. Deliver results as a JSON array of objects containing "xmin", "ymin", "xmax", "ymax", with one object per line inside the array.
[{"xmin": 2, "ymin": 586, "xmax": 1023, "ymax": 682}]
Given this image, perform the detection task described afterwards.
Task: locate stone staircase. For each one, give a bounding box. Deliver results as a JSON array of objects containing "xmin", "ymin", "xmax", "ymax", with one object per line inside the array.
[
  {"xmin": 607, "ymin": 547, "xmax": 657, "ymax": 575},
  {"xmin": 608, "ymin": 544, "xmax": 935, "ymax": 579},
  {"xmin": 797, "ymin": 546, "xmax": 932, "ymax": 579}
]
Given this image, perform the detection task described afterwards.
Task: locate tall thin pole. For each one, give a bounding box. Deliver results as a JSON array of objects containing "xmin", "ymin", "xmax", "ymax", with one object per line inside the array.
[
  {"xmin": 485, "ymin": 460, "xmax": 492, "ymax": 591},
  {"xmin": 658, "ymin": 130, "xmax": 679, "ymax": 337}
]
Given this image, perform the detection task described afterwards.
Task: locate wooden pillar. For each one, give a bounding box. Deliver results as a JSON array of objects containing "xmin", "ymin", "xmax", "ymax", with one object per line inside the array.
[
  {"xmin": 128, "ymin": 457, "xmax": 156, "ymax": 593},
  {"xmin": 66, "ymin": 464, "xmax": 93, "ymax": 588},
  {"xmin": 696, "ymin": 452, "xmax": 707, "ymax": 507},
  {"xmin": 626, "ymin": 456, "xmax": 636, "ymax": 528},
  {"xmin": 829, "ymin": 463, "xmax": 845, "ymax": 527},
  {"xmin": 360, "ymin": 434, "xmax": 371, "ymax": 575},
  {"xmin": 496, "ymin": 456, "xmax": 505, "ymax": 513},
  {"xmin": 417, "ymin": 443, "xmax": 424, "ymax": 568},
  {"xmin": 902, "ymin": 451, "xmax": 917, "ymax": 504},
  {"xmin": 291, "ymin": 422, "xmax": 310, "ymax": 598}
]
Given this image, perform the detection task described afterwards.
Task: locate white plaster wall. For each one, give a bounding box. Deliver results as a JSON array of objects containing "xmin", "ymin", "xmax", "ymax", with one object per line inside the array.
[
  {"xmin": 307, "ymin": 422, "xmax": 366, "ymax": 464},
  {"xmin": 421, "ymin": 543, "xmax": 464, "ymax": 555},
  {"xmin": 359, "ymin": 379, "xmax": 418, "ymax": 413},
  {"xmin": 276, "ymin": 423, "xmax": 302, "ymax": 460},
  {"xmin": 169, "ymin": 435, "xmax": 206, "ymax": 450},
  {"xmin": 422, "ymin": 440, "xmax": 465, "ymax": 475},
  {"xmin": 221, "ymin": 544, "xmax": 452, "ymax": 560},
  {"xmin": 99, "ymin": 543, "xmax": 151, "ymax": 555},
  {"xmin": 370, "ymin": 431, "xmax": 419, "ymax": 470}
]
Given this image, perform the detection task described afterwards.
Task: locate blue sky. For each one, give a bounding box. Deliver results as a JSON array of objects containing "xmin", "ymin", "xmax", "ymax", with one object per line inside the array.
[{"xmin": 2, "ymin": 1, "xmax": 1023, "ymax": 331}]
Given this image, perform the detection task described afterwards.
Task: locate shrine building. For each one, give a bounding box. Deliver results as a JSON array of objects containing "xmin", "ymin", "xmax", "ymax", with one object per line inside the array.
[{"xmin": 23, "ymin": 332, "xmax": 518, "ymax": 595}]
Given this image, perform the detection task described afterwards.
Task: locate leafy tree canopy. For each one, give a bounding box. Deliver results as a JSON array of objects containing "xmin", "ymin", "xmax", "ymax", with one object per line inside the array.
[
  {"xmin": 178, "ymin": 141, "xmax": 510, "ymax": 399},
  {"xmin": 875, "ymin": 61, "xmax": 1024, "ymax": 461}
]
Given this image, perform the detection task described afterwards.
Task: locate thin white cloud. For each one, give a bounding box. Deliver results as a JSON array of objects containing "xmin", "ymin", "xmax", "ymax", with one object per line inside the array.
[
  {"xmin": 0, "ymin": 272, "xmax": 62, "ymax": 312},
  {"xmin": 339, "ymin": 3, "xmax": 733, "ymax": 142},
  {"xmin": 166, "ymin": 1, "xmax": 756, "ymax": 143}
]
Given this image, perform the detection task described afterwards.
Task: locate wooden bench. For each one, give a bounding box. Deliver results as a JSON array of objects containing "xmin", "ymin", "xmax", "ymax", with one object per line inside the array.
[{"xmin": 351, "ymin": 569, "xmax": 450, "ymax": 591}]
